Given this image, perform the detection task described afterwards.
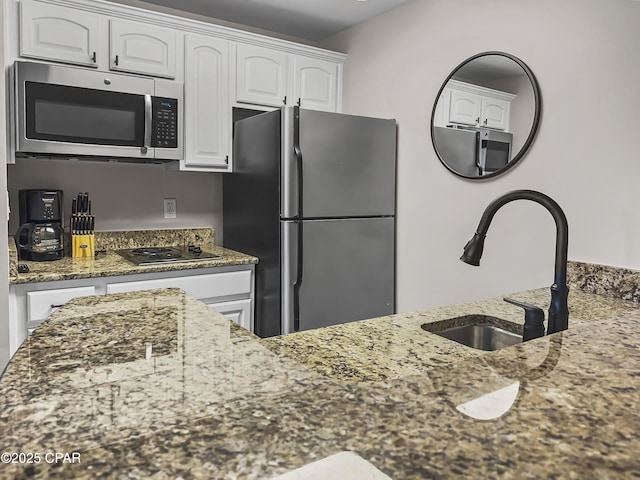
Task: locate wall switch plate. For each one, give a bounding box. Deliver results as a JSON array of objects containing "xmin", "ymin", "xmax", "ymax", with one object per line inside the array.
[{"xmin": 164, "ymin": 198, "xmax": 177, "ymax": 219}]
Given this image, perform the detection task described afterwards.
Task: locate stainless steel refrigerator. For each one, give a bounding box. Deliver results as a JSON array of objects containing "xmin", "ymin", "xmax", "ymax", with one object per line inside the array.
[{"xmin": 223, "ymin": 107, "xmax": 396, "ymax": 337}]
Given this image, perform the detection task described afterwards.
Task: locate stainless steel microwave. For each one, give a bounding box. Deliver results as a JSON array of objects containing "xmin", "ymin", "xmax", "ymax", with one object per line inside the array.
[{"xmin": 14, "ymin": 61, "xmax": 183, "ymax": 161}]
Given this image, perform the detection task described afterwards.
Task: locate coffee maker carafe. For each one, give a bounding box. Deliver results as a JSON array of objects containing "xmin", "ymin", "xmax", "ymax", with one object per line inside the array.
[{"xmin": 16, "ymin": 189, "xmax": 64, "ymax": 261}]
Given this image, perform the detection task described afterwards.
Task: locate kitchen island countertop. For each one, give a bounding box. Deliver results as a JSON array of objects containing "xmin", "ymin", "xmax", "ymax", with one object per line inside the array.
[{"xmin": 1, "ymin": 286, "xmax": 640, "ymax": 478}]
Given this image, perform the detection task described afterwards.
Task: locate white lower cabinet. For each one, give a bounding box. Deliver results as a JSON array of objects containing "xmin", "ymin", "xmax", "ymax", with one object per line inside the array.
[
  {"xmin": 9, "ymin": 265, "xmax": 255, "ymax": 357},
  {"xmin": 206, "ymin": 299, "xmax": 252, "ymax": 332}
]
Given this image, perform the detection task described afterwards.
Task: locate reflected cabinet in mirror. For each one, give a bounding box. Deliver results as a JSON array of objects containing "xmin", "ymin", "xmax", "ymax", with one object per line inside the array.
[{"xmin": 431, "ymin": 52, "xmax": 541, "ymax": 179}]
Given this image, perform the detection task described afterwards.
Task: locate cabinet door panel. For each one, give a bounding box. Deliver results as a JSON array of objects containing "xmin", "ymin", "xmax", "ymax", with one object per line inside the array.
[
  {"xmin": 449, "ymin": 89, "xmax": 482, "ymax": 126},
  {"xmin": 481, "ymin": 97, "xmax": 509, "ymax": 130},
  {"xmin": 236, "ymin": 44, "xmax": 288, "ymax": 107},
  {"xmin": 110, "ymin": 20, "xmax": 176, "ymax": 78},
  {"xmin": 20, "ymin": 1, "xmax": 100, "ymax": 67},
  {"xmin": 292, "ymin": 56, "xmax": 338, "ymax": 112},
  {"xmin": 207, "ymin": 299, "xmax": 252, "ymax": 332},
  {"xmin": 183, "ymin": 35, "xmax": 230, "ymax": 170}
]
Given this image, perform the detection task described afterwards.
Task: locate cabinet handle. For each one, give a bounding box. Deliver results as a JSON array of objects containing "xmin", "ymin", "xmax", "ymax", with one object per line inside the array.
[
  {"xmin": 297, "ymin": 98, "xmax": 301, "ymax": 107},
  {"xmin": 91, "ymin": 52, "xmax": 97, "ymax": 63},
  {"xmin": 224, "ymin": 155, "xmax": 229, "ymax": 165},
  {"xmin": 475, "ymin": 117, "xmax": 480, "ymax": 124},
  {"xmin": 283, "ymin": 96, "xmax": 287, "ymax": 105},
  {"xmin": 51, "ymin": 303, "xmax": 65, "ymax": 309},
  {"xmin": 114, "ymin": 55, "xmax": 119, "ymax": 66},
  {"xmin": 483, "ymin": 118, "xmax": 488, "ymax": 125}
]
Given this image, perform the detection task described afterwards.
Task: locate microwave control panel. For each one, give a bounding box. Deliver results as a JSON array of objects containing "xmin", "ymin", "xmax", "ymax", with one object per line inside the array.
[{"xmin": 151, "ymin": 97, "xmax": 178, "ymax": 148}]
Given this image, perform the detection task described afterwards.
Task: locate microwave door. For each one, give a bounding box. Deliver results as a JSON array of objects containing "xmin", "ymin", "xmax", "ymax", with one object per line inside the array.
[{"xmin": 15, "ymin": 61, "xmax": 155, "ymax": 159}]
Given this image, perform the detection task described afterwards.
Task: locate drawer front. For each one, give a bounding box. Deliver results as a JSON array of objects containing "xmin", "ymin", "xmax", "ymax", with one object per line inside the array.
[
  {"xmin": 106, "ymin": 270, "xmax": 252, "ymax": 300},
  {"xmin": 27, "ymin": 286, "xmax": 97, "ymax": 322}
]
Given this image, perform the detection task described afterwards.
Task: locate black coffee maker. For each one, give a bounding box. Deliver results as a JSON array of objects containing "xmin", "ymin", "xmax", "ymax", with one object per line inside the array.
[{"xmin": 16, "ymin": 189, "xmax": 64, "ymax": 261}]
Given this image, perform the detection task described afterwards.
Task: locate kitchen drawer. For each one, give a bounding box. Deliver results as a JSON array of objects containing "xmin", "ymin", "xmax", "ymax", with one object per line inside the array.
[
  {"xmin": 27, "ymin": 286, "xmax": 97, "ymax": 322},
  {"xmin": 106, "ymin": 270, "xmax": 252, "ymax": 300}
]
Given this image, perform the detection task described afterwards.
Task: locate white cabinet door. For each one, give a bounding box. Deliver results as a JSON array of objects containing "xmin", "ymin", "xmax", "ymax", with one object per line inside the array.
[
  {"xmin": 183, "ymin": 34, "xmax": 231, "ymax": 170},
  {"xmin": 236, "ymin": 44, "xmax": 288, "ymax": 107},
  {"xmin": 20, "ymin": 0, "xmax": 101, "ymax": 67},
  {"xmin": 109, "ymin": 19, "xmax": 176, "ymax": 78},
  {"xmin": 481, "ymin": 96, "xmax": 510, "ymax": 130},
  {"xmin": 449, "ymin": 89, "xmax": 482, "ymax": 126},
  {"xmin": 291, "ymin": 56, "xmax": 339, "ymax": 112},
  {"xmin": 433, "ymin": 88, "xmax": 450, "ymax": 127},
  {"xmin": 207, "ymin": 299, "xmax": 252, "ymax": 332}
]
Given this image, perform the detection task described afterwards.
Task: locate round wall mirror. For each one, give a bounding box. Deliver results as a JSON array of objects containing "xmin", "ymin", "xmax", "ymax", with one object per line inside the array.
[{"xmin": 431, "ymin": 52, "xmax": 541, "ymax": 179}]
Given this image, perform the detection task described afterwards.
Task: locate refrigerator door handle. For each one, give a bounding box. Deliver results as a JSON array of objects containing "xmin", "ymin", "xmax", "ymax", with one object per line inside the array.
[
  {"xmin": 292, "ymin": 220, "xmax": 303, "ymax": 331},
  {"xmin": 293, "ymin": 106, "xmax": 303, "ymax": 219}
]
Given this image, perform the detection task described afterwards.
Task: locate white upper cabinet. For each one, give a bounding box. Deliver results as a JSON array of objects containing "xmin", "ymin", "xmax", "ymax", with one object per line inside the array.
[
  {"xmin": 20, "ymin": 1, "xmax": 101, "ymax": 67},
  {"xmin": 480, "ymin": 96, "xmax": 510, "ymax": 130},
  {"xmin": 236, "ymin": 43, "xmax": 341, "ymax": 112},
  {"xmin": 292, "ymin": 56, "xmax": 339, "ymax": 112},
  {"xmin": 236, "ymin": 44, "xmax": 288, "ymax": 108},
  {"xmin": 19, "ymin": 2, "xmax": 177, "ymax": 78},
  {"xmin": 109, "ymin": 19, "xmax": 177, "ymax": 79},
  {"xmin": 449, "ymin": 88, "xmax": 482, "ymax": 126},
  {"xmin": 441, "ymin": 80, "xmax": 514, "ymax": 131},
  {"xmin": 183, "ymin": 34, "xmax": 231, "ymax": 171}
]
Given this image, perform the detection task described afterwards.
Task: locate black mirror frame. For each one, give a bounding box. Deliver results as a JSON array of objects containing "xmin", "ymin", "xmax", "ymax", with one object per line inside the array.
[{"xmin": 431, "ymin": 51, "xmax": 542, "ymax": 180}]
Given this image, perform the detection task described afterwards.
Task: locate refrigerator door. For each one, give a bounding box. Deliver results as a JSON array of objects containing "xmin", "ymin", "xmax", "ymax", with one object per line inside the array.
[
  {"xmin": 282, "ymin": 108, "xmax": 396, "ymax": 219},
  {"xmin": 223, "ymin": 109, "xmax": 282, "ymax": 337},
  {"xmin": 433, "ymin": 126, "xmax": 479, "ymax": 177},
  {"xmin": 282, "ymin": 217, "xmax": 395, "ymax": 334}
]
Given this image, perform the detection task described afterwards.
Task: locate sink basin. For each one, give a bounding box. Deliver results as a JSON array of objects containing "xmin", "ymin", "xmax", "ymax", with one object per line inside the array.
[{"xmin": 421, "ymin": 315, "xmax": 522, "ymax": 351}]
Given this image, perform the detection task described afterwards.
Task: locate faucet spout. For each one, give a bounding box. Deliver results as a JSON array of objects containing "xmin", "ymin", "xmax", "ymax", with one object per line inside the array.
[{"xmin": 460, "ymin": 190, "xmax": 569, "ymax": 335}]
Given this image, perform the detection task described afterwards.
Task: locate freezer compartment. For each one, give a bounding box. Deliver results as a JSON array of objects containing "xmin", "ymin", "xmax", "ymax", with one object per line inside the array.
[{"xmin": 282, "ymin": 217, "xmax": 395, "ymax": 334}]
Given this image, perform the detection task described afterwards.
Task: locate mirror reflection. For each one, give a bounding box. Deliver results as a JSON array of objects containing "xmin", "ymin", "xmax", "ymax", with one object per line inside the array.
[{"xmin": 431, "ymin": 52, "xmax": 541, "ymax": 179}]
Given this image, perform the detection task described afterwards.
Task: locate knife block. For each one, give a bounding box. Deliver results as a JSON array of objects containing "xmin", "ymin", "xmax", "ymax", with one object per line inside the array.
[{"xmin": 72, "ymin": 234, "xmax": 95, "ymax": 258}]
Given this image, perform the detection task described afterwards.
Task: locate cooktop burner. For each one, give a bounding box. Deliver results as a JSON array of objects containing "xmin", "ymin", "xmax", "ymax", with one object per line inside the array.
[{"xmin": 116, "ymin": 245, "xmax": 222, "ymax": 266}]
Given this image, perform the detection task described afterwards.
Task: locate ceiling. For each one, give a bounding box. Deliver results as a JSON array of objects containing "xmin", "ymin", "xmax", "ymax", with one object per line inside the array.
[{"xmin": 135, "ymin": 0, "xmax": 415, "ymax": 41}]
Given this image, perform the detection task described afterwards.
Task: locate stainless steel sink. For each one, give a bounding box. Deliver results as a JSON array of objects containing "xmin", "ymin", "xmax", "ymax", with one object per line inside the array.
[{"xmin": 421, "ymin": 315, "xmax": 522, "ymax": 351}]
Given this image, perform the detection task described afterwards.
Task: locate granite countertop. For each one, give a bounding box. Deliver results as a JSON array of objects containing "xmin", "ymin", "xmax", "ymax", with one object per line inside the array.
[
  {"xmin": 1, "ymin": 279, "xmax": 640, "ymax": 478},
  {"xmin": 9, "ymin": 228, "xmax": 258, "ymax": 284}
]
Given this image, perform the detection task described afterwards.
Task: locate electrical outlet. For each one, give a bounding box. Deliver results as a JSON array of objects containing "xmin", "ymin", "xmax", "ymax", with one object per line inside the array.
[{"xmin": 164, "ymin": 198, "xmax": 177, "ymax": 219}]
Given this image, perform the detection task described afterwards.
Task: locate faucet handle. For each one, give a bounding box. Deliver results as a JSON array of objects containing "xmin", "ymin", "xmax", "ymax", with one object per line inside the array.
[{"xmin": 503, "ymin": 297, "xmax": 545, "ymax": 342}]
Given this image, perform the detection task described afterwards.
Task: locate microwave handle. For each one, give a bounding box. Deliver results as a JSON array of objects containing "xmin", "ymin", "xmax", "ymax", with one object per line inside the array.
[{"xmin": 143, "ymin": 94, "xmax": 152, "ymax": 153}]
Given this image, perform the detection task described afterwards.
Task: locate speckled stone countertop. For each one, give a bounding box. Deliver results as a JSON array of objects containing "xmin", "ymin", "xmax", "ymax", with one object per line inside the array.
[
  {"xmin": 8, "ymin": 228, "xmax": 258, "ymax": 284},
  {"xmin": 1, "ymin": 283, "xmax": 639, "ymax": 478}
]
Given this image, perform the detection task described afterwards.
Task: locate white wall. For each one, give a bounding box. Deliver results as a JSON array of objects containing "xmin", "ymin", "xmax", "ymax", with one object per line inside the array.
[
  {"xmin": 321, "ymin": 0, "xmax": 640, "ymax": 312},
  {"xmin": 7, "ymin": 159, "xmax": 222, "ymax": 236}
]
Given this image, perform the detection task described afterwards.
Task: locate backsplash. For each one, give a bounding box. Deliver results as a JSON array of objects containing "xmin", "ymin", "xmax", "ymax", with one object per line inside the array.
[
  {"xmin": 94, "ymin": 228, "xmax": 215, "ymax": 250},
  {"xmin": 568, "ymin": 260, "xmax": 640, "ymax": 303}
]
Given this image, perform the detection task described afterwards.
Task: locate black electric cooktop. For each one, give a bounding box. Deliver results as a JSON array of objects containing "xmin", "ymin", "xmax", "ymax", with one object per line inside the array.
[{"xmin": 115, "ymin": 246, "xmax": 221, "ymax": 266}]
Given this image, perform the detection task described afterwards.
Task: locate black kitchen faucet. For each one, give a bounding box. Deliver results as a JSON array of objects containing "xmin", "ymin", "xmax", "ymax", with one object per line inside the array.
[{"xmin": 460, "ymin": 190, "xmax": 569, "ymax": 339}]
